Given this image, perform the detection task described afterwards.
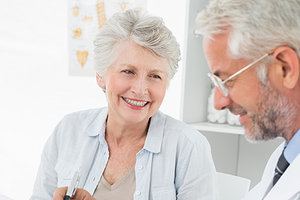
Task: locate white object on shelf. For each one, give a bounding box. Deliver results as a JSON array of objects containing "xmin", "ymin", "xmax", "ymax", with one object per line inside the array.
[{"xmin": 227, "ymin": 109, "xmax": 241, "ymax": 125}]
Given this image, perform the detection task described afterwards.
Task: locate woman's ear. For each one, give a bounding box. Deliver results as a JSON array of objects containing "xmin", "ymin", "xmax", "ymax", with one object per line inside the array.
[
  {"xmin": 96, "ymin": 73, "xmax": 106, "ymax": 89},
  {"xmin": 273, "ymin": 46, "xmax": 299, "ymax": 89}
]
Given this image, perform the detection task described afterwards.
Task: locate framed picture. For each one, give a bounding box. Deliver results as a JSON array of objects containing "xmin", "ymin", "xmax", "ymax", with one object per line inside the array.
[{"xmin": 68, "ymin": 0, "xmax": 147, "ymax": 76}]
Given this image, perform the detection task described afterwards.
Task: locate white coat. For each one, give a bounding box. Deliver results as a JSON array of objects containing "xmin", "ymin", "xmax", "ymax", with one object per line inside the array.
[{"xmin": 243, "ymin": 142, "xmax": 300, "ymax": 200}]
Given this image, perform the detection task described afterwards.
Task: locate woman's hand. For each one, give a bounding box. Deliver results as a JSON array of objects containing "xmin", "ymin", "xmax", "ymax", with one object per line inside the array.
[{"xmin": 53, "ymin": 187, "xmax": 95, "ymax": 200}]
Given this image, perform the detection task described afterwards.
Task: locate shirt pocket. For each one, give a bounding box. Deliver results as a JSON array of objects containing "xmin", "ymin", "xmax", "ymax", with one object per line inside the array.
[
  {"xmin": 150, "ymin": 185, "xmax": 176, "ymax": 200},
  {"xmin": 55, "ymin": 160, "xmax": 80, "ymax": 187}
]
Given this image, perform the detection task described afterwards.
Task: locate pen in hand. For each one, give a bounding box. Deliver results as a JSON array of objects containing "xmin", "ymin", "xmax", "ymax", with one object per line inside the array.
[{"xmin": 64, "ymin": 170, "xmax": 80, "ymax": 200}]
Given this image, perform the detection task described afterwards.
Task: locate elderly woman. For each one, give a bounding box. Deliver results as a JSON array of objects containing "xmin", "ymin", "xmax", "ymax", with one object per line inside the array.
[{"xmin": 31, "ymin": 10, "xmax": 216, "ymax": 200}]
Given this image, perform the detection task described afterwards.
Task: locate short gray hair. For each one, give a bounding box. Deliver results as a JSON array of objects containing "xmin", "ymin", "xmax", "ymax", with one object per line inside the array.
[
  {"xmin": 94, "ymin": 9, "xmax": 181, "ymax": 79},
  {"xmin": 195, "ymin": 0, "xmax": 300, "ymax": 82}
]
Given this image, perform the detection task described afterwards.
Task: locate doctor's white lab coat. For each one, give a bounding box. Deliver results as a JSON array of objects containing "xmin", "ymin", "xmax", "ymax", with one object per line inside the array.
[{"xmin": 243, "ymin": 142, "xmax": 300, "ymax": 200}]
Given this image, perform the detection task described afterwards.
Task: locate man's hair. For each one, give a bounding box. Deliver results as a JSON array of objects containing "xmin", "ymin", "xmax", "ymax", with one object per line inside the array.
[
  {"xmin": 195, "ymin": 0, "xmax": 300, "ymax": 82},
  {"xmin": 94, "ymin": 9, "xmax": 181, "ymax": 79}
]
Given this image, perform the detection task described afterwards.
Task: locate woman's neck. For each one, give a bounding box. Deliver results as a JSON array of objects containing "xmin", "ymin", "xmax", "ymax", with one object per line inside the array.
[{"xmin": 105, "ymin": 116, "xmax": 149, "ymax": 147}]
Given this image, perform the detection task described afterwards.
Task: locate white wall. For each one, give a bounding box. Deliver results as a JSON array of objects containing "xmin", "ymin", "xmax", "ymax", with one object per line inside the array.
[{"xmin": 0, "ymin": 0, "xmax": 186, "ymax": 199}]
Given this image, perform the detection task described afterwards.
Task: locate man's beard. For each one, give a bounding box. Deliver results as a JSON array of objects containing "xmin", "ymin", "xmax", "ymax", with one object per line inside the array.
[
  {"xmin": 229, "ymin": 81, "xmax": 298, "ymax": 142},
  {"xmin": 247, "ymin": 81, "xmax": 298, "ymax": 141}
]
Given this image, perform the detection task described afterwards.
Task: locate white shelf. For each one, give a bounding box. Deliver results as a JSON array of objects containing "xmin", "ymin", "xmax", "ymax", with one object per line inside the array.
[{"xmin": 189, "ymin": 122, "xmax": 244, "ymax": 135}]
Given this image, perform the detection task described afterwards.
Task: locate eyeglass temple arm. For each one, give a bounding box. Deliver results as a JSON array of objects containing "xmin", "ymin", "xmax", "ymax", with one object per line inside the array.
[{"xmin": 222, "ymin": 50, "xmax": 275, "ymax": 84}]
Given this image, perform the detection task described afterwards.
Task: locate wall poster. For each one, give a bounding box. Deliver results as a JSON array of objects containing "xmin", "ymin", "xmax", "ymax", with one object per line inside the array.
[{"xmin": 68, "ymin": 0, "xmax": 147, "ymax": 76}]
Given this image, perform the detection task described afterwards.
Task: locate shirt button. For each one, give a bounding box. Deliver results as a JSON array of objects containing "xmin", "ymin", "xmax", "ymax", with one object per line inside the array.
[
  {"xmin": 138, "ymin": 165, "xmax": 143, "ymax": 170},
  {"xmin": 135, "ymin": 190, "xmax": 141, "ymax": 196},
  {"xmin": 93, "ymin": 177, "xmax": 96, "ymax": 181}
]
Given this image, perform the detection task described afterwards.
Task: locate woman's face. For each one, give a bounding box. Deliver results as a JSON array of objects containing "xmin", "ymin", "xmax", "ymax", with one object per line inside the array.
[{"xmin": 97, "ymin": 40, "xmax": 169, "ymax": 127}]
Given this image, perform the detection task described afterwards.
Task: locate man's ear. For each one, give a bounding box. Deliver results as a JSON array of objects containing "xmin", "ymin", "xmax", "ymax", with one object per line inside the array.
[
  {"xmin": 273, "ymin": 46, "xmax": 299, "ymax": 89},
  {"xmin": 96, "ymin": 73, "xmax": 106, "ymax": 89}
]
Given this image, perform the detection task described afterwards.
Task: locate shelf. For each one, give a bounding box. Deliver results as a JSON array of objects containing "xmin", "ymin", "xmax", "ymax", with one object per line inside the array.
[{"xmin": 189, "ymin": 122, "xmax": 244, "ymax": 135}]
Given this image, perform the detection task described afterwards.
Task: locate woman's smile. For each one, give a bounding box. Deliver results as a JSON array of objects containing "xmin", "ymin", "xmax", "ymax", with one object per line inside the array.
[{"xmin": 122, "ymin": 96, "xmax": 150, "ymax": 109}]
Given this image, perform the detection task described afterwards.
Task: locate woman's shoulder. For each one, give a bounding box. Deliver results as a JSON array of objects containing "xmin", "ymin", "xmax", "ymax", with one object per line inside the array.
[
  {"xmin": 53, "ymin": 107, "xmax": 107, "ymax": 139},
  {"xmin": 47, "ymin": 108, "xmax": 107, "ymax": 153},
  {"xmin": 62, "ymin": 107, "xmax": 107, "ymax": 122},
  {"xmin": 156, "ymin": 111, "xmax": 208, "ymax": 145},
  {"xmin": 157, "ymin": 111, "xmax": 197, "ymax": 132}
]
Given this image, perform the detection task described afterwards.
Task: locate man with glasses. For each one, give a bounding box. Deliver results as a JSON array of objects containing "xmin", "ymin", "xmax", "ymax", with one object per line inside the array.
[{"xmin": 195, "ymin": 0, "xmax": 300, "ymax": 199}]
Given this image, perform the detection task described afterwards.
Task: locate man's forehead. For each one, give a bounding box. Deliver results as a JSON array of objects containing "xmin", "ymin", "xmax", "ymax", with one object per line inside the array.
[
  {"xmin": 203, "ymin": 33, "xmax": 229, "ymax": 55},
  {"xmin": 203, "ymin": 34, "xmax": 231, "ymax": 74},
  {"xmin": 203, "ymin": 34, "xmax": 247, "ymax": 79}
]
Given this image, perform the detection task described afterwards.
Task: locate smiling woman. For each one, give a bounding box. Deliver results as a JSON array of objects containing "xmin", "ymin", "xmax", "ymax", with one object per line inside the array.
[
  {"xmin": 96, "ymin": 40, "xmax": 169, "ymax": 127},
  {"xmin": 30, "ymin": 9, "xmax": 217, "ymax": 200}
]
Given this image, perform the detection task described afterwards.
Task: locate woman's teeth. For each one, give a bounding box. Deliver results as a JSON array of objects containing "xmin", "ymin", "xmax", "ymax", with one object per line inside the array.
[{"xmin": 123, "ymin": 97, "xmax": 148, "ymax": 107}]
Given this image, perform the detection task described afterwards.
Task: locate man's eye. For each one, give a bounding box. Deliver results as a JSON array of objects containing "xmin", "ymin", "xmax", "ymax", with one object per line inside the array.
[
  {"xmin": 225, "ymin": 80, "xmax": 234, "ymax": 88},
  {"xmin": 123, "ymin": 70, "xmax": 134, "ymax": 74}
]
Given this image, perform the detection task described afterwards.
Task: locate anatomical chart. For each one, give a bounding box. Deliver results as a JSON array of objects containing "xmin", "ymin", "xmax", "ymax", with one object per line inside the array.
[{"xmin": 69, "ymin": 0, "xmax": 147, "ymax": 76}]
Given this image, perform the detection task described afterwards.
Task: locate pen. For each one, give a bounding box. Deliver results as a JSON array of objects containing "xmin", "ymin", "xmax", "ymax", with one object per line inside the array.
[{"xmin": 64, "ymin": 170, "xmax": 80, "ymax": 200}]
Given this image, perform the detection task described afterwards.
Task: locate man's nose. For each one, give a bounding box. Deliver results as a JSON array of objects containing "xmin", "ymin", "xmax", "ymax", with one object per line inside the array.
[{"xmin": 214, "ymin": 87, "xmax": 232, "ymax": 110}]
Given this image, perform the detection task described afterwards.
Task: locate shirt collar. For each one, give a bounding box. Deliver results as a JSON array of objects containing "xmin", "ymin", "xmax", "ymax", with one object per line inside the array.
[
  {"xmin": 284, "ymin": 129, "xmax": 300, "ymax": 164},
  {"xmin": 143, "ymin": 111, "xmax": 166, "ymax": 154},
  {"xmin": 85, "ymin": 108, "xmax": 165, "ymax": 153},
  {"xmin": 86, "ymin": 107, "xmax": 107, "ymax": 138}
]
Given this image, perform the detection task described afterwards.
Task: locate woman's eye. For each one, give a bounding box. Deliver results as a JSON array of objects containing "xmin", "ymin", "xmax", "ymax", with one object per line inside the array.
[
  {"xmin": 152, "ymin": 74, "xmax": 161, "ymax": 79},
  {"xmin": 122, "ymin": 70, "xmax": 134, "ymax": 74}
]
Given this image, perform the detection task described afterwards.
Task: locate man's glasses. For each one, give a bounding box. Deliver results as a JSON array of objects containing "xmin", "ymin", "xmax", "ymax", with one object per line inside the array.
[{"xmin": 207, "ymin": 49, "xmax": 275, "ymax": 96}]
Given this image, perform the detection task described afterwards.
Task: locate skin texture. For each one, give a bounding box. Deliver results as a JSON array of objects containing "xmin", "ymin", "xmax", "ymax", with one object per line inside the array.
[{"xmin": 203, "ymin": 32, "xmax": 300, "ymax": 142}]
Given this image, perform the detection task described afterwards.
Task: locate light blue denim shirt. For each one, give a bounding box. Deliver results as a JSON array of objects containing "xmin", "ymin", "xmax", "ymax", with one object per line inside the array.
[{"xmin": 31, "ymin": 107, "xmax": 217, "ymax": 200}]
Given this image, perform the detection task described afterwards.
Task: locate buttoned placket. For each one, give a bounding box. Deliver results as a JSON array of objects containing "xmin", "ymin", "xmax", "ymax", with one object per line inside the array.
[
  {"xmin": 83, "ymin": 134, "xmax": 109, "ymax": 194},
  {"xmin": 134, "ymin": 149, "xmax": 144, "ymax": 200},
  {"xmin": 134, "ymin": 148, "xmax": 155, "ymax": 200}
]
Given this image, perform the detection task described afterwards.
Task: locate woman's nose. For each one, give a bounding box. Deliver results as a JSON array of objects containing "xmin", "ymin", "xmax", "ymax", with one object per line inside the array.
[
  {"xmin": 131, "ymin": 78, "xmax": 148, "ymax": 96},
  {"xmin": 214, "ymin": 87, "xmax": 231, "ymax": 110}
]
